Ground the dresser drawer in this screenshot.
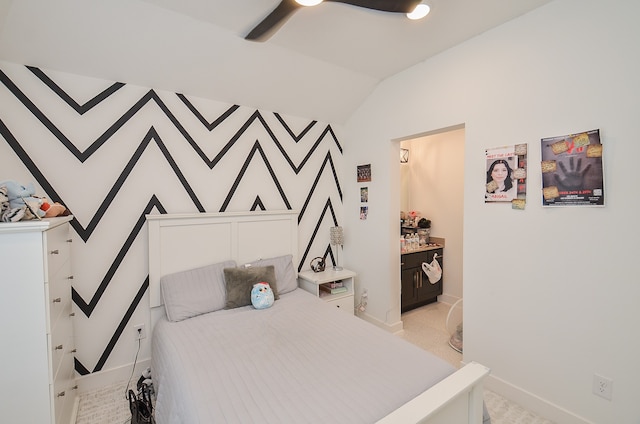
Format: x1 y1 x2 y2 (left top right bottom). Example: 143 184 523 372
44 223 71 279
50 301 74 380
326 294 354 314
52 348 76 424
47 261 72 328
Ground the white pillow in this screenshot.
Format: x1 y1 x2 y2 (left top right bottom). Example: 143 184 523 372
160 260 236 322
245 254 297 294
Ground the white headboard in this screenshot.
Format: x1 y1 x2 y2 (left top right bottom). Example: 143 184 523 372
147 211 298 309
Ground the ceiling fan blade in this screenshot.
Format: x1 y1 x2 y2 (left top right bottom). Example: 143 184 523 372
325 0 422 13
245 0 302 41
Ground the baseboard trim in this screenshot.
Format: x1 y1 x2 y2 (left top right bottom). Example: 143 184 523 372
75 358 151 393
356 311 403 333
483 372 594 424
437 293 459 306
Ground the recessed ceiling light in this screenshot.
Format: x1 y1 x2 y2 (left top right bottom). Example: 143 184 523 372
407 3 430 20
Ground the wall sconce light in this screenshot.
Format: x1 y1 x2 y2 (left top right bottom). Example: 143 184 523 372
400 148 409 163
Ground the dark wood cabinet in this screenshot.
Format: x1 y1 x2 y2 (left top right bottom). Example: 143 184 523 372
401 248 443 312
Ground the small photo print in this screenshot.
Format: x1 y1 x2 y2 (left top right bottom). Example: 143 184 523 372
357 164 371 182
360 187 368 202
360 206 368 220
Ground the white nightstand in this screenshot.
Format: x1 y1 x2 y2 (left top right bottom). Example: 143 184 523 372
298 268 356 314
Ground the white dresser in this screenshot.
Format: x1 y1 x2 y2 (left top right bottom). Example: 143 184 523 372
0 216 77 423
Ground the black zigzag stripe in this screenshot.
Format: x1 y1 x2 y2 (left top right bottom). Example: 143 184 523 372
253 112 334 174
2 70 342 176
72 196 166 318
92 275 149 373
72 127 204 242
176 101 340 174
0 118 203 242
298 197 338 272
74 358 90 376
26 66 125 115
177 93 240 131
251 196 266 211
274 112 317 142
75 275 150 375
0 118 67 206
290 125 341 175
298 151 342 224
220 140 291 212
1 71 206 165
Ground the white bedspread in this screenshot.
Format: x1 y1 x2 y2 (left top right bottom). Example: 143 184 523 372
151 289 456 424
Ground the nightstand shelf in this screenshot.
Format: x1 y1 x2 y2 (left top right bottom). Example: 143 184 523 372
298 268 356 314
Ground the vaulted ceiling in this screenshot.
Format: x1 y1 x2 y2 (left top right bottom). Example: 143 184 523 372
0 0 551 123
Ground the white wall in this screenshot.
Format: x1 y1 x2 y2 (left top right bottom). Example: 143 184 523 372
344 1 640 422
401 128 465 301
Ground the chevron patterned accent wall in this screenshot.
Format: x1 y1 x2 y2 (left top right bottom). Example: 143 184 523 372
0 62 345 376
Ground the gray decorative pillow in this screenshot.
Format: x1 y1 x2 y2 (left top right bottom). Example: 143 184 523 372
223 265 277 309
160 260 236 322
245 254 297 295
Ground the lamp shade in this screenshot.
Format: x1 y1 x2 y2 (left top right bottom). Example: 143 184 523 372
329 226 344 246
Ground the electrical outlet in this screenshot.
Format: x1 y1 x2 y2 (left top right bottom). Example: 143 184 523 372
134 324 146 341
593 374 613 400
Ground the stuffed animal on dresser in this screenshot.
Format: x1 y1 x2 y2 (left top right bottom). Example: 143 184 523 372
0 180 67 222
251 282 275 310
0 185 9 220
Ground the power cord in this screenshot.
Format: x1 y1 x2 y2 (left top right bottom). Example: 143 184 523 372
121 337 142 424
124 337 142 400
355 289 368 313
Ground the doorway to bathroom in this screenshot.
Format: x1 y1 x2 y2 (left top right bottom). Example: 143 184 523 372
398 124 465 306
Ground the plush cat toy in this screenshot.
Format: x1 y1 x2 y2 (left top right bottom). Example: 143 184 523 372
251 282 274 310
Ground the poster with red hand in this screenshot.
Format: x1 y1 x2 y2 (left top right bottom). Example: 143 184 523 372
540 129 604 207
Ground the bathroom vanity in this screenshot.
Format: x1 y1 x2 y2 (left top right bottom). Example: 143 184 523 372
401 238 443 312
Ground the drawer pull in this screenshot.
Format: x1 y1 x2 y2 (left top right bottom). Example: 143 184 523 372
72 385 78 390
54 344 63 351
69 312 75 317
50 249 59 255
66 239 73 243
52 297 62 303
57 391 65 398
71 349 77 353
68 275 74 280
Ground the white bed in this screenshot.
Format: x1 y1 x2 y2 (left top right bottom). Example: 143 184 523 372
147 211 490 424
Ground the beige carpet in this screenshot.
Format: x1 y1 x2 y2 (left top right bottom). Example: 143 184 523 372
75 379 132 424
76 302 554 424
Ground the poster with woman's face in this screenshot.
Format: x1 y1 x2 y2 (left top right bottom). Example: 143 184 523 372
485 146 518 202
